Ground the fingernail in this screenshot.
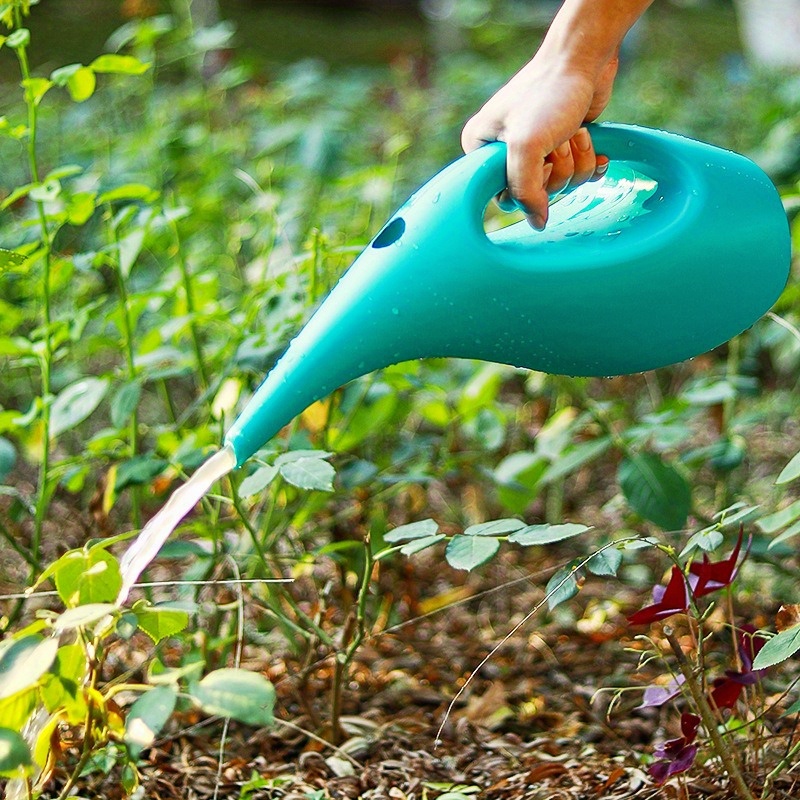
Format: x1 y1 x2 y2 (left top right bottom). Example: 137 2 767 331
595 158 609 177
530 213 546 231
575 127 592 152
555 141 571 159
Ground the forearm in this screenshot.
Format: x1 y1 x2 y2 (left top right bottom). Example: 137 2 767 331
538 0 654 77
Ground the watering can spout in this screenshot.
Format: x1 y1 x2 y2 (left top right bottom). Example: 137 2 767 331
224 123 791 466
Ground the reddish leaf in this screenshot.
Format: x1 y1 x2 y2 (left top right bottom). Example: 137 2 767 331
710 676 745 709
689 526 750 598
628 566 689 625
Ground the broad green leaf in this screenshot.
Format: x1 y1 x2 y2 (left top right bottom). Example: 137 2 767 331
23 76 52 105
0 249 26 270
770 519 800 549
110 381 142 429
399 534 445 556
385 519 439 543
777 450 800 485
66 191 97 225
238 464 279 498
124 686 177 759
541 437 611 486
274 449 333 465
758 499 800 534
509 523 590 546
682 379 736 406
753 625 800 671
0 689 37 731
0 728 32 777
545 567 580 610
50 377 109 438
40 643 86 715
445 535 500 571
586 547 623 577
190 668 275 726
0 435 15 481
66 66 96 102
618 453 691 531
28 177 60 202
279 457 335 492
54 549 122 607
464 518 525 537
0 636 59 699
114 455 168 492
134 605 189 644
785 696 800 716
97 183 157 205
6 28 30 48
91 54 151 75
53 603 117 633
680 526 724 556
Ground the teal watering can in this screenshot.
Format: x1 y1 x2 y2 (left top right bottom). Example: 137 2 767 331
225 123 791 466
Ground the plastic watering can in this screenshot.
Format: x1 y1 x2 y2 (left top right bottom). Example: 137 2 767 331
225 123 791 466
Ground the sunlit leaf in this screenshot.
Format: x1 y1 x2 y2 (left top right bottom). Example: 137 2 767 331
124 686 177 759
777 450 800 485
385 519 439 543
238 464 279 498
90 54 151 75
400 534 445 556
134 604 189 644
53 604 117 633
0 728 32 777
753 625 800 671
509 523 590 546
0 636 58 699
279 457 334 491
50 377 109 438
586 546 623 577
110 381 141 429
189 668 275 726
445 535 499 571
463 519 525 537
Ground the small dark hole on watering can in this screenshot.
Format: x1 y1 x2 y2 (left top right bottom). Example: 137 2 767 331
372 217 405 248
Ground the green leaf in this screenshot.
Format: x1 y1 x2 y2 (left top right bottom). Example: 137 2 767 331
385 519 439 543
124 686 177 759
190 668 275 726
98 183 157 205
6 28 30 49
279 457 335 491
463 518 525 537
586 547 623 577
274 449 333 465
769 519 800 550
758 499 800 534
680 526 724 556
66 191 97 225
90 54 151 75
66 66 96 102
0 436 15 481
0 636 59 699
40 644 87 717
0 728 32 778
238 464 279 498
28 177 60 202
752 625 800 671
50 377 109 438
508 522 590 547
545 567 580 610
777 450 800 485
785 696 800 716
53 603 117 633
110 381 142 429
541 437 611 486
618 453 691 530
114 455 168 492
399 534 445 556
54 549 122 607
0 249 26 270
445 535 500 571
134 605 189 644
0 690 37 731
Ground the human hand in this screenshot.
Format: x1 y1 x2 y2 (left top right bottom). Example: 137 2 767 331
461 53 619 230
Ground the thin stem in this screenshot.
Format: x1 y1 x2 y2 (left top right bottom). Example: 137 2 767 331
15 12 52 574
665 628 755 800
109 218 142 529
170 219 209 390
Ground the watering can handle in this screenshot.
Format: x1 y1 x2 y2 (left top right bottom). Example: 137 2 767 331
458 122 688 225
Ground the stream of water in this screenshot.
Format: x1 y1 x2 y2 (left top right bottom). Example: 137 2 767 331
116 445 237 604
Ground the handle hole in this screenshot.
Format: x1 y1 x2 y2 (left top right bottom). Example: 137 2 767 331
372 216 406 248
483 202 526 235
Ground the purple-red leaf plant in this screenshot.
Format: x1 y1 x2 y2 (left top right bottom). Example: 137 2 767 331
626 527 762 784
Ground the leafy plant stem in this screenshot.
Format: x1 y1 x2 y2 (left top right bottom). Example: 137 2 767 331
330 535 373 745
14 10 53 575
761 737 800 800
109 216 142 529
664 627 754 800
171 219 209 390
